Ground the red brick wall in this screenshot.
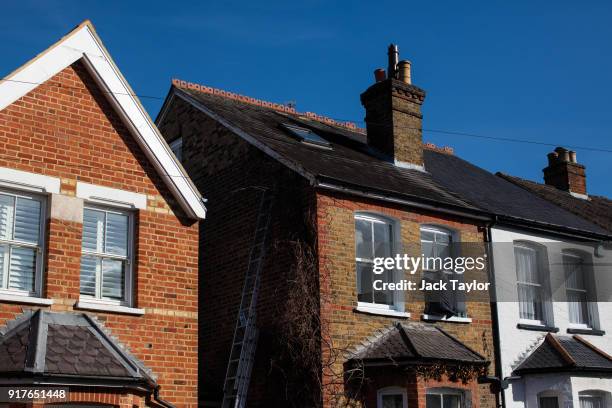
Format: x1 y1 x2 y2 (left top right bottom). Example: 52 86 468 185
0 61 199 406
316 190 497 408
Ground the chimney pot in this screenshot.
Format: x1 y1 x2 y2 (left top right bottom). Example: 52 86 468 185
388 44 399 80
374 68 386 83
547 152 558 166
398 60 412 84
569 150 577 163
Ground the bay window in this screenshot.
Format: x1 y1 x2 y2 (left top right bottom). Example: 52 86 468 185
80 206 133 304
426 388 464 408
0 189 44 296
377 387 407 408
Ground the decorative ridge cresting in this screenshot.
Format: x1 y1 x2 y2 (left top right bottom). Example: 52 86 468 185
172 78 363 132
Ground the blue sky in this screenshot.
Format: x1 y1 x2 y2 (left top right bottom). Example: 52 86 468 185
2 1 612 196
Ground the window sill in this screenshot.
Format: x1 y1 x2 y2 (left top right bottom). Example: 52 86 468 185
421 314 472 324
567 328 605 336
75 300 144 316
516 323 559 333
354 306 410 319
0 293 53 306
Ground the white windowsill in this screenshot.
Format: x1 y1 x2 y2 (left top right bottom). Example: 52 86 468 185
421 314 472 323
518 318 546 327
354 305 410 318
0 293 54 306
75 300 144 316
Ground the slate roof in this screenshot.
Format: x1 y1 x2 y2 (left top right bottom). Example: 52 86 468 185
348 322 487 366
172 87 611 238
513 333 612 375
498 173 612 233
0 310 156 387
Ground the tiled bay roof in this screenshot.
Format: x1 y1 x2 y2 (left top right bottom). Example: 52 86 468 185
0 310 156 387
348 322 487 366
513 333 612 375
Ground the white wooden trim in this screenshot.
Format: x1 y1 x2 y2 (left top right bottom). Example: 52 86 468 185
355 304 410 318
0 21 206 219
75 299 144 316
0 292 53 306
0 167 60 194
76 182 147 209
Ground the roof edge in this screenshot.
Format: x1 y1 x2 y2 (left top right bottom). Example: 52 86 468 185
0 20 206 220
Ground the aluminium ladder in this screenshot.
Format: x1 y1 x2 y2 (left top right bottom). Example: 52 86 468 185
221 190 274 408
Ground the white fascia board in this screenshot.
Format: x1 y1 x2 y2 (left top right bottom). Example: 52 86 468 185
0 21 206 220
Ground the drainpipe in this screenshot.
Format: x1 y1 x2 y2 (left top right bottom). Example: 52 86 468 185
485 216 506 408
153 385 176 408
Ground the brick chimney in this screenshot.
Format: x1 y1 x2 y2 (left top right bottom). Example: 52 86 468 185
543 147 587 196
360 44 426 170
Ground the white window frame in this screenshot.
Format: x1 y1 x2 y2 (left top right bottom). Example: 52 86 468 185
514 242 548 326
563 251 596 329
426 387 465 408
420 225 468 318
79 204 134 307
354 213 406 316
0 187 46 298
579 391 607 408
377 386 408 408
169 137 183 162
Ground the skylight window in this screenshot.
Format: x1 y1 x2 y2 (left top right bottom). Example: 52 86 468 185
282 124 331 148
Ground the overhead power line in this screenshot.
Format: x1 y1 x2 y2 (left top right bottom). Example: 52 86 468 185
2 76 612 154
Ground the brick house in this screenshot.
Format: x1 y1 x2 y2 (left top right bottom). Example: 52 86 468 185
0 21 206 407
157 46 501 408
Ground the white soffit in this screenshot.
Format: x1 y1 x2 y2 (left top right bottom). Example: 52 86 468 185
0 20 206 219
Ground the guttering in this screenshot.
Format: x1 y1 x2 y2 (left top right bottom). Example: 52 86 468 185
315 179 491 222
495 215 612 242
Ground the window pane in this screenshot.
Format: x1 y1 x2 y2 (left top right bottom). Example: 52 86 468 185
374 268 394 305
580 396 603 408
568 290 589 325
443 395 461 408
357 261 373 303
101 258 125 300
0 245 6 288
426 394 441 408
8 246 36 292
79 256 98 296
83 209 105 253
382 394 404 408
105 212 128 256
540 396 559 408
515 246 539 284
14 197 41 244
564 255 585 290
355 219 372 259
373 222 392 258
421 229 435 243
422 240 434 260
0 194 15 240
518 283 542 321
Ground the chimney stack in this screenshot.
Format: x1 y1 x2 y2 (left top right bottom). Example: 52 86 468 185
543 147 587 196
361 44 426 169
